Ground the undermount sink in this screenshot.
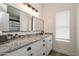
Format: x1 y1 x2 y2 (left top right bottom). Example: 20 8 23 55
0 35 8 44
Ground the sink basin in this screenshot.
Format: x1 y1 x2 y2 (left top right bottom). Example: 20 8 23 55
0 35 8 44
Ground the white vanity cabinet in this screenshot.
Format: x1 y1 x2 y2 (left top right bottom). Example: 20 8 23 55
30 40 43 56
27 35 53 56
29 35 52 56
4 35 52 56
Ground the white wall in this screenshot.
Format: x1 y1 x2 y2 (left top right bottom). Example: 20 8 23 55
31 3 43 19
42 3 76 55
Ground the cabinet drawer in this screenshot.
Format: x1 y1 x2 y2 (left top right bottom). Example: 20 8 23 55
31 40 43 52
5 46 31 56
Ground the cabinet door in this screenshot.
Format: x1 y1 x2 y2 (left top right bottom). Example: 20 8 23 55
5 35 52 56
30 40 43 56
5 45 33 56
46 35 52 55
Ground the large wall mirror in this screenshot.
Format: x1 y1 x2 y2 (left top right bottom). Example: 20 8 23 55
7 4 32 32
7 5 20 32
0 4 44 32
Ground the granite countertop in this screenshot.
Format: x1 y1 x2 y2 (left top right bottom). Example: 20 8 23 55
0 34 51 55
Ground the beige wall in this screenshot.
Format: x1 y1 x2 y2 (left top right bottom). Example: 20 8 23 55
42 3 76 55
31 3 43 19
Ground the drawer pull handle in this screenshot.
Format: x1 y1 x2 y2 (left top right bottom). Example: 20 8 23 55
43 53 45 55
27 47 31 51
43 44 45 46
30 53 32 56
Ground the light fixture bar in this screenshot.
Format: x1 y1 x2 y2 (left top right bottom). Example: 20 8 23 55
23 3 38 12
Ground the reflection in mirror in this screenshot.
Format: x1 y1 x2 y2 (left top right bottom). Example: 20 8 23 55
6 4 44 32
7 5 20 32
33 17 44 32
20 11 32 32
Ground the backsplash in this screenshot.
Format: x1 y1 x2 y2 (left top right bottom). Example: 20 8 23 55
2 31 42 36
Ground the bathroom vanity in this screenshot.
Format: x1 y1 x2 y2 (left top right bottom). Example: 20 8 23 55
0 4 53 56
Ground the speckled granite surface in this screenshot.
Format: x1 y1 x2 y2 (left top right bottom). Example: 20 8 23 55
0 34 50 55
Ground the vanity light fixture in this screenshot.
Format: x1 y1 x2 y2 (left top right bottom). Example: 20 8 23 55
23 3 38 12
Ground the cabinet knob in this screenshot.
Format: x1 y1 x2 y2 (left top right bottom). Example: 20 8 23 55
43 53 45 55
43 40 45 42
30 53 33 56
27 47 31 51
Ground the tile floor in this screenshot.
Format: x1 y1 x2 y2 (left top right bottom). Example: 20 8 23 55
49 50 68 56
